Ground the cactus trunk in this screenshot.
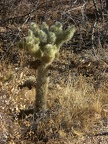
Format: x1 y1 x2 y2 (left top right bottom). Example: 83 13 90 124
35 63 49 112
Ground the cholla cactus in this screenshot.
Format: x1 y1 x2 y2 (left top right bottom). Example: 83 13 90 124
19 21 76 113
23 21 75 64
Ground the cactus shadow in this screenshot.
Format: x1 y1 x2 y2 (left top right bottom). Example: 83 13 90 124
17 108 34 119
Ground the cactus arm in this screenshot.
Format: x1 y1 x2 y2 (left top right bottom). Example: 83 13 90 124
56 25 76 48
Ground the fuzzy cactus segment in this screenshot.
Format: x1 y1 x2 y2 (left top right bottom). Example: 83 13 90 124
47 32 56 44
30 22 39 36
42 44 57 64
50 22 62 36
38 30 47 43
41 22 49 33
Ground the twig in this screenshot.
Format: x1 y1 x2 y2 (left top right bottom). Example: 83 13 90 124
81 0 88 23
92 0 101 20
94 132 108 136
91 21 98 59
106 0 108 10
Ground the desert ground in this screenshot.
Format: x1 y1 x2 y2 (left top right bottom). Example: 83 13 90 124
0 0 108 143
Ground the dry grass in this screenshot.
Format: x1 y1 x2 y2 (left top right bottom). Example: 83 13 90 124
0 59 108 143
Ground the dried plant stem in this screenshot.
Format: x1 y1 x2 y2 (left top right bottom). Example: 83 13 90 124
35 63 49 113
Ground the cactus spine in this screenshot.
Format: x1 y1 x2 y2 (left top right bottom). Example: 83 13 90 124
20 21 76 113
